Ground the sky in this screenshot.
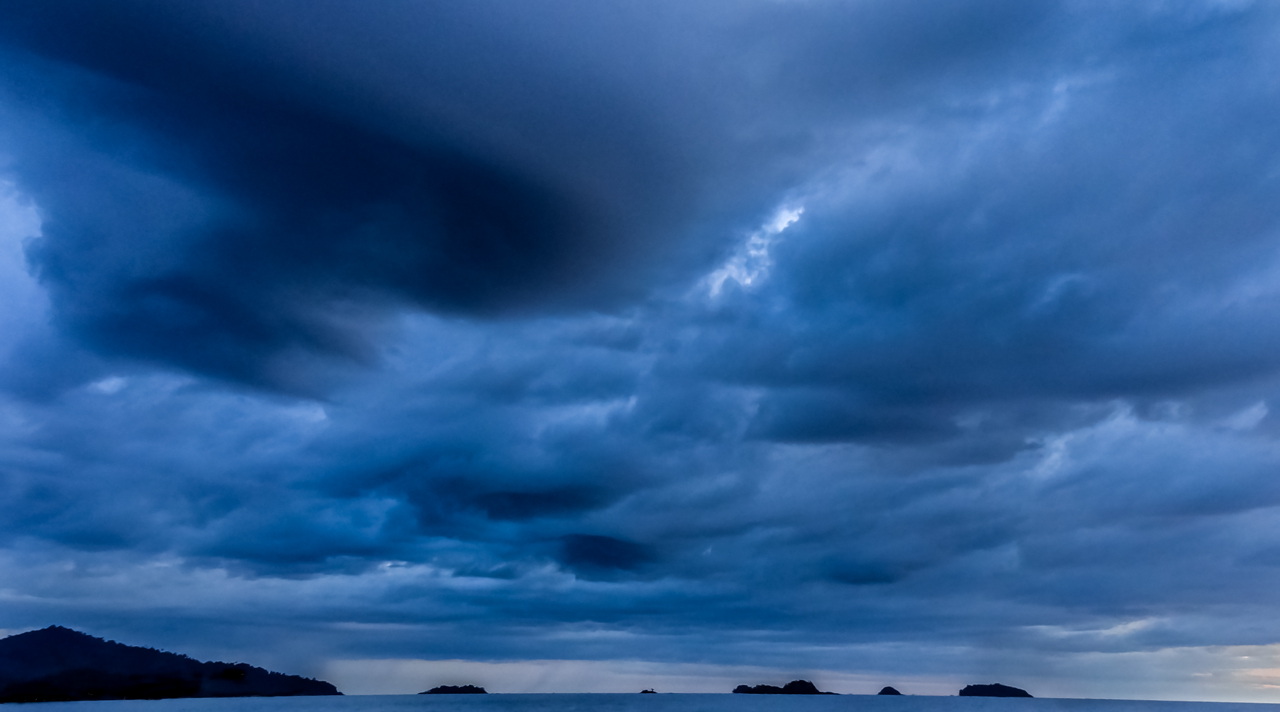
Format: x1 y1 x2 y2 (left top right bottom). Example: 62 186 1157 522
2 0 1280 702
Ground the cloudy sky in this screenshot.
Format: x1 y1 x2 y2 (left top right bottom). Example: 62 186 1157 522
2 0 1280 701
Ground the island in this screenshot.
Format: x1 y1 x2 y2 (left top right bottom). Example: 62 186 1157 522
878 686 902 695
733 680 837 695
0 625 340 703
959 683 1032 698
420 685 487 694
640 689 657 693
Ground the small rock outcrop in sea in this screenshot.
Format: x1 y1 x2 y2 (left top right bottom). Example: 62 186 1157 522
640 689 657 693
0 626 340 703
732 680 837 695
878 686 902 695
420 685 487 694
958 683 1032 698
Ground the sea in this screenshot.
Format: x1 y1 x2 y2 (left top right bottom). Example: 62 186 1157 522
14 697 1280 712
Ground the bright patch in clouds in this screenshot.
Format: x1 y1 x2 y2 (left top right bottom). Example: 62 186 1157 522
706 206 803 297
0 182 45 350
88 376 127 395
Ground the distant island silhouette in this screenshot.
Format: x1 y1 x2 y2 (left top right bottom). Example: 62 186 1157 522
0 626 340 703
640 688 657 693
959 683 1032 698
420 685 487 694
733 680 837 695
878 686 902 695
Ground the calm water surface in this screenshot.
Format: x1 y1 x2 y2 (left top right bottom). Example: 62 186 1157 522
16 696 1280 712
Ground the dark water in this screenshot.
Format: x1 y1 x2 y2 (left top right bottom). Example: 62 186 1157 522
18 696 1280 712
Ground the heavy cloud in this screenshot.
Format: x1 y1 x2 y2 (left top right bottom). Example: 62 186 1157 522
2 0 1280 701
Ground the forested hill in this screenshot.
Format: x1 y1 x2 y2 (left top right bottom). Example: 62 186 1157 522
0 626 340 703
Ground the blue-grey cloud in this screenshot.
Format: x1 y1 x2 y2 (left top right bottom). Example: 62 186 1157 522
2 0 1280 702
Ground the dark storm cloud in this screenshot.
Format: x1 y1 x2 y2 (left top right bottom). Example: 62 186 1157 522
0 0 694 388
4 0 1280 700
0 0 1072 391
558 534 655 574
